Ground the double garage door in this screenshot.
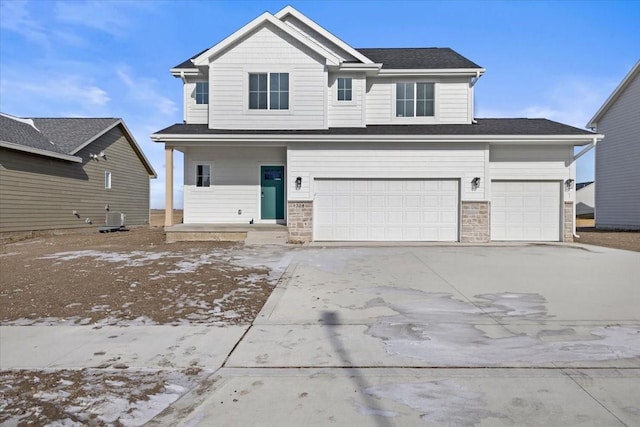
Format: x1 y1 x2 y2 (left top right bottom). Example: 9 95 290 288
491 181 561 241
314 179 563 242
314 179 459 241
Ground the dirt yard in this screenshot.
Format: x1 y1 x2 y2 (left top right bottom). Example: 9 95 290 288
0 225 292 425
0 227 279 326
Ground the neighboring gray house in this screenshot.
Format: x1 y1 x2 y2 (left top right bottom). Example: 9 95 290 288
0 113 157 233
576 181 595 217
152 6 601 243
587 61 640 230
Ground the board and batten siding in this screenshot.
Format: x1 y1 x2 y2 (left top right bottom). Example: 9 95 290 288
0 127 151 232
208 24 326 130
183 146 286 223
184 77 208 124
287 142 486 202
366 76 472 125
489 145 575 202
327 73 366 128
595 70 640 229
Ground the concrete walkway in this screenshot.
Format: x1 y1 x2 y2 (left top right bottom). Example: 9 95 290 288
156 244 640 426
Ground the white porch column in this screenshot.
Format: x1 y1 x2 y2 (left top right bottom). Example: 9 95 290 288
165 146 174 227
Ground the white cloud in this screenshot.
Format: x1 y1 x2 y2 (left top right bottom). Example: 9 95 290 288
54 0 156 38
0 0 49 46
116 66 178 116
477 75 617 129
1 72 110 114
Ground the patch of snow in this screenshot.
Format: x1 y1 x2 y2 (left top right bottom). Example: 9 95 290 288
365 288 640 366
363 380 498 424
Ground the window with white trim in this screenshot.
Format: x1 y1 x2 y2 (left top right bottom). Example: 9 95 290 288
249 73 289 110
337 77 352 101
195 82 209 104
105 171 112 189
396 82 434 117
196 164 211 187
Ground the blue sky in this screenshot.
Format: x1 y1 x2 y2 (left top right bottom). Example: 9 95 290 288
1 0 638 208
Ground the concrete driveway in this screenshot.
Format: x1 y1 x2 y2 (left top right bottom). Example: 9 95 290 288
157 244 640 426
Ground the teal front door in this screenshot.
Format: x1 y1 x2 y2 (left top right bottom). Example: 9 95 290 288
261 166 285 220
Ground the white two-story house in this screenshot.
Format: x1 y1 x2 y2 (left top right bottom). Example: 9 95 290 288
152 6 601 243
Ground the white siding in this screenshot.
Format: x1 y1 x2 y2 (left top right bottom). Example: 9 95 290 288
595 71 640 229
489 145 575 202
209 24 326 130
183 147 286 223
365 76 472 125
287 142 486 202
327 73 365 127
366 78 393 124
184 78 208 124
438 82 470 123
281 16 357 62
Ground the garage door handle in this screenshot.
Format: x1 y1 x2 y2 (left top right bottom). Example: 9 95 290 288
261 192 264 197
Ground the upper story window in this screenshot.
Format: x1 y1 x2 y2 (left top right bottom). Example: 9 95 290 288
396 82 434 117
196 164 211 187
249 73 289 110
337 77 352 101
195 82 209 105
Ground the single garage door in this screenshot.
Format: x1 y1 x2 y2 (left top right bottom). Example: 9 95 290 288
314 179 459 241
491 181 561 241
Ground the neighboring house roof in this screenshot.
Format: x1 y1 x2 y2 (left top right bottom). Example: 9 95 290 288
0 113 157 177
587 60 640 129
153 118 595 138
354 48 481 69
576 181 595 191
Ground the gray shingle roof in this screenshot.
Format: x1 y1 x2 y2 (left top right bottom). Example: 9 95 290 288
355 48 481 69
173 47 480 71
32 118 120 154
1 114 119 156
153 119 594 137
0 114 63 154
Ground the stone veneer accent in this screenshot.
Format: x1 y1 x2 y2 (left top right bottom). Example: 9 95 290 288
288 201 313 242
564 201 574 242
460 201 490 243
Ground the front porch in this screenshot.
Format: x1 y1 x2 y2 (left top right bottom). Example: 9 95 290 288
164 223 289 244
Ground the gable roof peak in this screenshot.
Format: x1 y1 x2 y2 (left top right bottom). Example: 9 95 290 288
586 60 640 129
191 10 341 68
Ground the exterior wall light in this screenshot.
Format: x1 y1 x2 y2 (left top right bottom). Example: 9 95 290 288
471 177 481 190
295 177 302 190
565 179 575 190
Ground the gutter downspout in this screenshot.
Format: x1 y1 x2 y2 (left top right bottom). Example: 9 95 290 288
573 137 600 239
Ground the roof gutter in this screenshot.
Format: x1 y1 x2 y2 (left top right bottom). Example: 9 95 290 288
378 68 485 77
573 136 600 161
151 133 600 145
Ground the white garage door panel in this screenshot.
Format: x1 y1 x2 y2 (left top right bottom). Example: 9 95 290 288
314 179 459 241
491 181 561 241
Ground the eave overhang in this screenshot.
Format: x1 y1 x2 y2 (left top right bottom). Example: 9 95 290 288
151 132 602 147
0 140 82 162
378 68 486 77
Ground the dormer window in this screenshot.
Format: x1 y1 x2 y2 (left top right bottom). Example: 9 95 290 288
249 73 289 110
195 82 209 104
396 82 434 117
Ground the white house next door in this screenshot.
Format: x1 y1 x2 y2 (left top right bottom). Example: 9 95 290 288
491 181 561 241
314 179 459 241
